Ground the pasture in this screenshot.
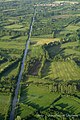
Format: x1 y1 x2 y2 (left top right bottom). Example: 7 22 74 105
4 24 29 32
0 93 11 120
18 77 61 119
42 60 80 81
65 25 80 31
54 95 80 114
0 41 25 49
5 24 23 29
21 84 60 108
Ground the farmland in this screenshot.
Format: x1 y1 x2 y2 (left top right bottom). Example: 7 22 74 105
0 0 33 119
0 93 11 119
16 0 80 119
42 61 80 81
0 0 80 120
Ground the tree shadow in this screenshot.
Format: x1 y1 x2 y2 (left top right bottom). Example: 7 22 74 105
0 113 4 120
41 61 51 77
19 86 28 104
55 103 68 109
44 43 61 59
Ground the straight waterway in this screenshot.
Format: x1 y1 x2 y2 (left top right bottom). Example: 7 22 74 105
9 12 35 120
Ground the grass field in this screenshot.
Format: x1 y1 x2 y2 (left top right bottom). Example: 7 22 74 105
61 41 79 48
29 45 45 59
18 103 36 119
64 48 80 56
0 93 11 119
18 77 61 118
59 23 80 38
0 41 25 49
27 85 60 108
54 95 80 114
15 36 28 42
5 24 23 29
26 76 51 84
33 34 53 38
42 60 80 81
0 36 13 41
61 41 80 58
4 22 29 31
65 25 80 31
0 36 26 59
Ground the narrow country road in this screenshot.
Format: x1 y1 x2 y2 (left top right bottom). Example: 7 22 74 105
9 11 35 120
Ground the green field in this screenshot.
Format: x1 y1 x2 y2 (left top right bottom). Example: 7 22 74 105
65 25 80 31
54 95 80 114
0 93 11 120
42 60 80 81
4 24 29 31
18 77 61 119
5 24 23 29
0 41 25 49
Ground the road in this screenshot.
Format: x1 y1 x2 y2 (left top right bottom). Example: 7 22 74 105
9 12 35 120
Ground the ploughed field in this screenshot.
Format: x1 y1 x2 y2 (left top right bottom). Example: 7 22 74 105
0 0 80 120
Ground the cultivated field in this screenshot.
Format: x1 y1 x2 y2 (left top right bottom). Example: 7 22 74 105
42 61 80 81
0 93 11 120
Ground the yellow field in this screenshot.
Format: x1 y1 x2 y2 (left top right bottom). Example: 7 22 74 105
31 37 60 45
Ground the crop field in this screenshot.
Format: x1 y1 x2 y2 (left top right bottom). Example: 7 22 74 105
31 37 60 45
0 41 25 49
42 61 80 81
5 24 23 29
54 95 80 114
20 84 60 108
0 93 11 120
65 25 80 31
4 24 29 32
17 77 61 119
61 41 79 48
